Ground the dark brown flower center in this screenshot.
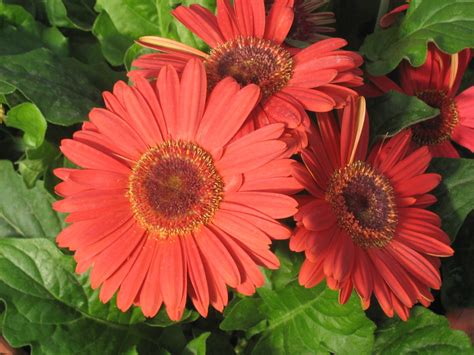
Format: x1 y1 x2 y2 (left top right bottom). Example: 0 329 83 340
205 36 294 98
326 161 398 248
412 90 459 146
128 140 223 238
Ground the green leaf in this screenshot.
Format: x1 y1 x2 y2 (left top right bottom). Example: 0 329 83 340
93 0 215 66
0 48 102 125
18 140 62 188
0 160 65 239
182 332 211 355
220 298 266 334
92 11 132 66
5 103 47 149
41 26 69 57
373 307 473 354
367 91 439 142
222 282 375 354
42 0 96 31
0 238 167 354
429 158 474 240
266 241 303 291
360 0 474 75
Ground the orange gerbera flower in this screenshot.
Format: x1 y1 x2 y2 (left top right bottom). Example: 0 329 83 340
360 44 473 158
53 59 301 321
130 0 362 150
291 96 453 320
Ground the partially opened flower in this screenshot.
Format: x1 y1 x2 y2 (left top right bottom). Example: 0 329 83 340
291 96 453 320
265 0 336 43
359 44 473 158
130 0 363 150
379 0 411 28
53 59 301 321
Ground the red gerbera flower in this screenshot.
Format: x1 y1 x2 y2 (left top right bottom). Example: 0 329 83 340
379 1 411 28
291 96 453 320
360 44 474 158
130 0 363 150
53 59 301 321
265 0 336 43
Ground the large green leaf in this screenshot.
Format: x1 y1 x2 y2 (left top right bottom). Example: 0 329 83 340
93 0 215 66
361 0 474 75
373 307 473 354
0 160 64 239
0 238 154 354
367 91 439 143
221 282 375 354
429 158 474 240
0 48 102 125
0 238 195 354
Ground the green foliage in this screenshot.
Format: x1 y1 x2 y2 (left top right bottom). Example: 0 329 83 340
0 238 196 354
222 282 376 354
367 91 439 142
429 158 474 240
361 0 474 75
183 332 211 355
0 160 64 239
93 0 216 66
373 307 473 354
5 103 47 149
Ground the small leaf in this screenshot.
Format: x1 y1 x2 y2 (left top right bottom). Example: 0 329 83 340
0 160 64 239
5 103 47 149
182 332 211 355
373 307 473 354
367 91 439 143
429 158 474 240
222 282 375 354
361 0 474 75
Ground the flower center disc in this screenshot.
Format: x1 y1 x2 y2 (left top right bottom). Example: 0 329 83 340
205 36 294 98
412 90 459 146
326 161 398 248
128 140 224 238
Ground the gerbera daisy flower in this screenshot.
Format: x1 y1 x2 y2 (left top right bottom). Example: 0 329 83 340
53 59 301 321
264 0 336 43
129 0 363 150
359 44 473 158
290 96 453 320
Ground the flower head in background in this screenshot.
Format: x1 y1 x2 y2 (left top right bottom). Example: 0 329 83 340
379 0 411 28
359 44 473 158
265 0 336 43
291 96 453 320
130 0 363 151
53 59 301 321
